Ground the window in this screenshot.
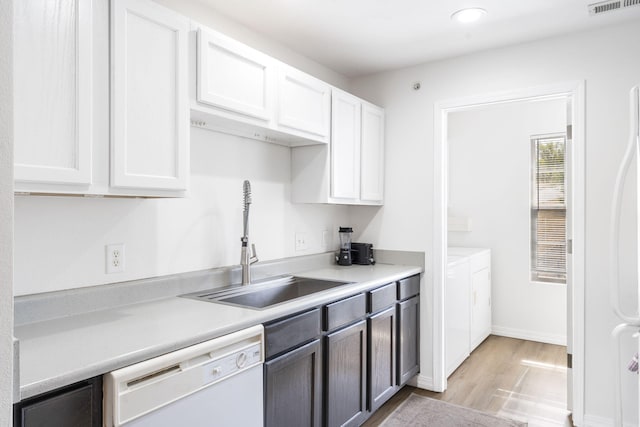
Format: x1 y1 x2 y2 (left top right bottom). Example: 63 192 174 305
531 135 566 284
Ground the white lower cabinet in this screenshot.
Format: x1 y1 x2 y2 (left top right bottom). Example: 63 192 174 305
470 260 492 349
291 89 385 205
446 258 471 377
446 247 492 377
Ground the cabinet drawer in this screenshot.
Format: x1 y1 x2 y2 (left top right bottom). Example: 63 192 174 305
397 275 420 300
324 293 366 331
368 283 396 313
265 308 321 359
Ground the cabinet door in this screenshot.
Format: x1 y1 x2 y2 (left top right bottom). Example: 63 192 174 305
368 306 397 413
360 103 385 203
265 339 322 427
445 261 470 377
276 65 331 143
14 0 92 186
330 89 361 201
14 377 102 427
197 28 274 121
470 267 492 350
397 295 420 386
325 320 367 427
111 0 189 191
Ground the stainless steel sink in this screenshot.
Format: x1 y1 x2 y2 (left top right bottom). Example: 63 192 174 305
181 275 352 310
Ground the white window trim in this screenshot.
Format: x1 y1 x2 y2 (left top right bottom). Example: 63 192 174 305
530 133 567 285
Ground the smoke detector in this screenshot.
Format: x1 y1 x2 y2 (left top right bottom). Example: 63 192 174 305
589 0 640 15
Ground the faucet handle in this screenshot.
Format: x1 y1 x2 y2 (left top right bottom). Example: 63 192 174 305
250 243 259 264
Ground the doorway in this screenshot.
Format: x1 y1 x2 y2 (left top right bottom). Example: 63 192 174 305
432 82 585 424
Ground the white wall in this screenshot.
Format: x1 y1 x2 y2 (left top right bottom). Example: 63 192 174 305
349 21 640 423
448 99 567 345
14 128 349 295
0 0 13 424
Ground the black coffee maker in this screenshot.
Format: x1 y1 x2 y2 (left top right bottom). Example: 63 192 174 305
337 227 353 266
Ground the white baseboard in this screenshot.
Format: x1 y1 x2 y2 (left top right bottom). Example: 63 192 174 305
582 414 610 427
492 325 567 346
583 413 638 427
410 374 435 391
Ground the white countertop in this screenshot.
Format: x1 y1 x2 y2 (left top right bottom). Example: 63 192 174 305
15 263 422 400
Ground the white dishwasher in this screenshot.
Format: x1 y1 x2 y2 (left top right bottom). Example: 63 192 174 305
104 325 264 427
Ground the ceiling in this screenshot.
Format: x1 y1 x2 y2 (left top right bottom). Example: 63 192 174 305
197 0 640 77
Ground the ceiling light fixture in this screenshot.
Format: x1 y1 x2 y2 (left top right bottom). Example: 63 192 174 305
451 8 487 23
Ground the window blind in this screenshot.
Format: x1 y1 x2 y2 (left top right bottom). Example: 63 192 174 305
531 136 566 284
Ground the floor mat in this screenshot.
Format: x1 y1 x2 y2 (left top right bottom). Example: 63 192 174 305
380 393 528 427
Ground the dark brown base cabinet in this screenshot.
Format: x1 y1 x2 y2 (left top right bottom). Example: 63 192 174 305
13 377 102 427
398 295 420 385
324 320 367 427
261 273 420 427
264 308 322 427
367 306 397 413
265 338 322 427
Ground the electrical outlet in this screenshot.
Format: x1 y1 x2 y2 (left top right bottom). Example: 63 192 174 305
106 244 125 274
295 232 308 251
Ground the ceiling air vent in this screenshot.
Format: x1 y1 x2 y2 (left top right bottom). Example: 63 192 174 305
589 0 640 14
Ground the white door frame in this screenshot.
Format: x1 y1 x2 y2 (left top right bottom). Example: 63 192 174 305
432 81 585 425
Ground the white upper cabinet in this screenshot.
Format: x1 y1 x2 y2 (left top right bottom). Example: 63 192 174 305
276 64 331 144
14 1 379 197
291 89 385 206
331 90 361 200
196 27 274 122
111 0 189 191
15 0 189 196
191 24 331 147
360 103 385 203
14 0 93 187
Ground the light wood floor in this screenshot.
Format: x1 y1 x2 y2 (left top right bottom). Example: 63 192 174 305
364 335 572 427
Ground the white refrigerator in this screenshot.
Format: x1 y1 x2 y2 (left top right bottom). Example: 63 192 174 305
611 85 640 427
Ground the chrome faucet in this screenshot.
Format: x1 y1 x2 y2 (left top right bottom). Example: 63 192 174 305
241 180 258 285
